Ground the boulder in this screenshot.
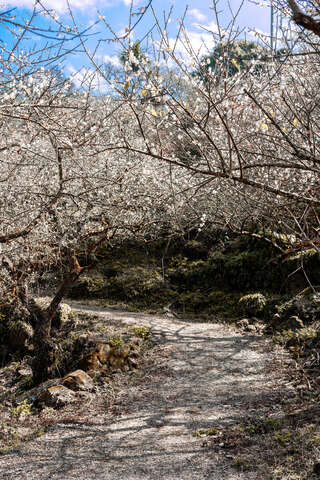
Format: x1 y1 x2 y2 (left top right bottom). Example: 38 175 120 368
62 369 94 391
236 318 250 329
238 293 266 317
7 320 33 347
38 385 76 408
16 378 62 404
96 343 111 363
272 289 320 330
80 342 135 375
35 299 71 329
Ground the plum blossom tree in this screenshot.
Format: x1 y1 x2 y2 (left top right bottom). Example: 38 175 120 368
80 1 320 259
0 3 185 383
3 0 320 383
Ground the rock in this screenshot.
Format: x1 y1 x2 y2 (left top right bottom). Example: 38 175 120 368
108 345 131 371
38 385 76 408
80 341 138 376
238 293 266 316
62 369 94 391
96 344 112 363
7 320 33 347
236 318 250 329
81 351 102 377
35 299 71 329
16 378 62 404
246 324 257 333
16 365 33 378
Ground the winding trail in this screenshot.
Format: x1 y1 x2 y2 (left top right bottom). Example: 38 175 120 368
0 303 288 479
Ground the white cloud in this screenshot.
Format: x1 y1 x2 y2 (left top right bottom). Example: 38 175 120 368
66 64 111 92
165 27 216 68
169 21 221 59
188 8 207 23
102 54 121 67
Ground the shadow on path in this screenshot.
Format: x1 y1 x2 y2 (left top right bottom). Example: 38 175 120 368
0 304 285 480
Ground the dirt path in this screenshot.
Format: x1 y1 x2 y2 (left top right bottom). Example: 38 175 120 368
0 304 288 479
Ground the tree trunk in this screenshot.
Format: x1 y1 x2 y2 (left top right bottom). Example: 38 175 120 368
32 309 56 385
16 253 97 385
31 265 83 384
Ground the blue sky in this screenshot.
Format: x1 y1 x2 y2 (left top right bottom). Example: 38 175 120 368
0 0 274 85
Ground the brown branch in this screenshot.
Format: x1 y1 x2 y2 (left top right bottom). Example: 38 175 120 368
0 227 31 243
118 144 320 206
288 0 320 37
0 191 62 244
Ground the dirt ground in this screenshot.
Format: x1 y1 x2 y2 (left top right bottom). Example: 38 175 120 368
0 303 307 479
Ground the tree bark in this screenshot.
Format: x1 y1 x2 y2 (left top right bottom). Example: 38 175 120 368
287 0 320 38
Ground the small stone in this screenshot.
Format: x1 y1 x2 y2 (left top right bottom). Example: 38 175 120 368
246 324 257 333
236 318 249 329
128 358 138 369
16 366 33 377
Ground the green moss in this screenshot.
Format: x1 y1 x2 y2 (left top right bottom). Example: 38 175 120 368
10 400 32 419
70 274 106 299
67 234 320 317
193 427 220 437
273 430 292 445
232 456 252 471
238 293 266 316
108 334 124 347
130 325 151 339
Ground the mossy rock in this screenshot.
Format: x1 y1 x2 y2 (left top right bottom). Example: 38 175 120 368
7 320 33 348
273 288 320 328
238 293 266 317
69 274 106 299
107 266 167 303
35 299 72 329
207 291 241 318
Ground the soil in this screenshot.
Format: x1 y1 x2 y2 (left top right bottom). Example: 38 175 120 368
0 302 303 479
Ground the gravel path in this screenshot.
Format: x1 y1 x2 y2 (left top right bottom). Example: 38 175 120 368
0 304 286 479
